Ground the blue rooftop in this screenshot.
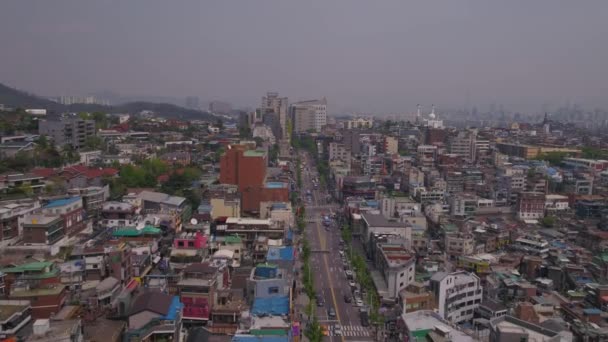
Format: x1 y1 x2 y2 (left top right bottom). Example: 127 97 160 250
266 246 295 261
583 308 602 315
161 296 183 321
266 182 287 189
44 197 81 209
232 337 289 342
251 296 289 316
271 203 288 210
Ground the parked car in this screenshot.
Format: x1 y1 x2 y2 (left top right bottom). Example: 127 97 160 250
349 280 356 288
344 295 352 303
355 298 364 307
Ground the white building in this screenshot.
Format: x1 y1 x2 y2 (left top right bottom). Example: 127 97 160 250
430 271 483 324
290 98 327 133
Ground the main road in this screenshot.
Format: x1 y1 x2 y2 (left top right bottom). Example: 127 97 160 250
299 151 374 341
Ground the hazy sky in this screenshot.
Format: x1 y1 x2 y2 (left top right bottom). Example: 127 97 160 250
1 1 607 114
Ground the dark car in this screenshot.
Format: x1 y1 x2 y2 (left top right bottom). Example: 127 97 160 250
343 295 352 303
328 307 336 318
316 295 325 307
360 311 370 327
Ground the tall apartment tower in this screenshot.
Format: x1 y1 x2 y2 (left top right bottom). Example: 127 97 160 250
261 92 288 139
38 118 96 150
290 97 327 133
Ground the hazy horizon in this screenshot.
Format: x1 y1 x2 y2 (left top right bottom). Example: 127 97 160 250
1 1 607 114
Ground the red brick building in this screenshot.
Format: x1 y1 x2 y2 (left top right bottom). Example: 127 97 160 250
219 146 267 193
241 183 289 214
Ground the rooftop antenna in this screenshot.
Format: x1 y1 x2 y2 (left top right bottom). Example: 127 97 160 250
417 104 421 117
431 104 435 116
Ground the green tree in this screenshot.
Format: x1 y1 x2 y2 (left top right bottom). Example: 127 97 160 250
304 316 324 342
84 136 104 151
541 216 556 227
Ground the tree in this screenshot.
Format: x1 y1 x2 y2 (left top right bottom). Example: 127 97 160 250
304 316 324 342
84 136 104 151
541 216 556 227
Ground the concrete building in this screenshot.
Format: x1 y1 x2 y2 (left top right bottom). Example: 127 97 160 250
430 271 483 324
290 98 327 133
40 197 86 237
261 92 288 139
177 262 229 323
0 300 31 338
38 118 96 150
373 240 416 301
361 213 412 249
22 214 65 245
0 199 41 246
489 315 572 342
416 145 437 168
518 192 546 220
101 202 139 228
384 136 399 155
444 232 475 258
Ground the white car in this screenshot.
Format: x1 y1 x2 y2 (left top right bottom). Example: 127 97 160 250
333 326 342 336
355 298 364 307
349 280 356 288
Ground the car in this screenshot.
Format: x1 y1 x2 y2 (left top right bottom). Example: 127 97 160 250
344 295 352 303
327 307 336 318
316 295 325 307
355 298 364 307
334 325 342 336
339 251 345 257
349 280 356 288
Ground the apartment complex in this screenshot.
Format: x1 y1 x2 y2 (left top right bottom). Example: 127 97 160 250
38 118 96 149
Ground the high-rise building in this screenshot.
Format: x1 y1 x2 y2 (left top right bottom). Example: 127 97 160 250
208 101 232 114
261 92 288 139
38 118 96 150
290 98 327 133
185 96 200 110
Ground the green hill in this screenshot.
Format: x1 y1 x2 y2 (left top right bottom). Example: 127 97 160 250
0 83 220 121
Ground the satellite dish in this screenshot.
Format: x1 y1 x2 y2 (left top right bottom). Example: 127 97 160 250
136 221 146 230
190 218 198 225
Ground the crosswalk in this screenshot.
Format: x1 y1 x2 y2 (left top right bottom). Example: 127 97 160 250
329 324 371 337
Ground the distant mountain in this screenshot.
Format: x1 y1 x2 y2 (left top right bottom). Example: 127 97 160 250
0 83 222 121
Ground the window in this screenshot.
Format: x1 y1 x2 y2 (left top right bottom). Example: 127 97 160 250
400 272 405 277
268 287 279 294
188 241 195 247
399 282 404 287
178 241 184 247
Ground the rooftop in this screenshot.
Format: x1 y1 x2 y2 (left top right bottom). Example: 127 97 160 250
265 182 288 189
43 197 81 209
243 150 266 157
362 213 405 228
0 302 30 322
23 214 61 226
112 225 161 237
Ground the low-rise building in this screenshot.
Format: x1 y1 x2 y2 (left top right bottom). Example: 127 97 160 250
430 271 483 324
0 299 31 338
125 291 183 342
489 315 572 342
22 214 65 246
0 199 41 246
40 197 86 237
